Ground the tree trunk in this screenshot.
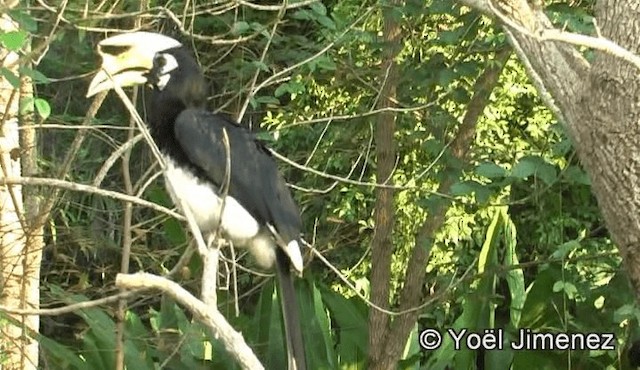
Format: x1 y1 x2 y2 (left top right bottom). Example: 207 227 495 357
0 12 41 370
367 1 402 367
457 0 640 297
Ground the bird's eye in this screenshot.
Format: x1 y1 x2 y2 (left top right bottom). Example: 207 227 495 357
154 53 179 76
153 54 166 68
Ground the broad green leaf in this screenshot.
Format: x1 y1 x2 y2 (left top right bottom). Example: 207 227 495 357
450 180 477 197
255 95 280 106
551 240 580 259
316 15 336 30
0 67 20 88
563 165 591 185
35 98 51 120
19 65 50 84
39 335 86 369
322 287 367 368
0 30 27 51
232 21 251 35
536 162 557 185
252 61 270 72
274 83 291 97
308 282 338 368
8 9 37 31
310 2 327 15
475 162 507 178
510 158 538 179
315 55 337 71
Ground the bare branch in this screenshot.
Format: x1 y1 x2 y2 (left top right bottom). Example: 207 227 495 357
116 273 264 370
93 134 144 187
0 176 183 219
236 0 319 11
487 0 640 70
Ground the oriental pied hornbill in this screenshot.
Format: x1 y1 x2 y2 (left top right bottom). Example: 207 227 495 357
86 32 306 370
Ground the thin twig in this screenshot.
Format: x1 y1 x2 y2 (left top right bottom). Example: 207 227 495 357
247 8 375 102
237 3 287 121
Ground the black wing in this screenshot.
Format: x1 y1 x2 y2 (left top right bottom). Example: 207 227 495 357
173 108 302 242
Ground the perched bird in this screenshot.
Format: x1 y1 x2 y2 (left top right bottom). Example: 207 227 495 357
87 32 306 370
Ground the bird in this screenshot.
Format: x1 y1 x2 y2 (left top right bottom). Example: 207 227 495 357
86 31 306 370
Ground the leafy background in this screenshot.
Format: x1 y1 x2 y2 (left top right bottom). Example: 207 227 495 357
0 0 636 369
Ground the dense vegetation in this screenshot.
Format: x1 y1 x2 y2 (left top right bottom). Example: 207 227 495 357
1 0 636 369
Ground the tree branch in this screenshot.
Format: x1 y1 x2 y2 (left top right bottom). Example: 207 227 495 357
116 273 264 370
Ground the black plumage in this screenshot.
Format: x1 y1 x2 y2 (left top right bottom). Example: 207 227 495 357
87 32 306 370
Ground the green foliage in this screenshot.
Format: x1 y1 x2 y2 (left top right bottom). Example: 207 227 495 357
39 279 371 369
11 0 628 368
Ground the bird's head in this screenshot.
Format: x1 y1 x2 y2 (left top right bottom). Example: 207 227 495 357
86 32 206 106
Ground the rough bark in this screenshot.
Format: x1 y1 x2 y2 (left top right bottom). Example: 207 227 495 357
456 0 640 298
576 0 640 299
0 12 40 370
367 1 402 366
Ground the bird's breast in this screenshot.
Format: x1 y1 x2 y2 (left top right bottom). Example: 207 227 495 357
163 156 261 244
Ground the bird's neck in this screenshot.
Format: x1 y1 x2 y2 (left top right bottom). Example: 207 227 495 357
146 72 207 161
147 93 184 150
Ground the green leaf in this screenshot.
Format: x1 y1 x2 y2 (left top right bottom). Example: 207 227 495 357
552 281 564 293
0 30 27 51
479 207 502 273
551 240 580 259
39 335 86 369
315 55 336 71
430 0 460 14
274 84 289 98
563 165 591 185
475 162 507 178
316 15 336 30
518 266 564 329
450 180 493 203
310 2 327 15
19 66 50 84
437 69 456 86
307 282 338 368
439 29 464 44
0 67 20 88
292 9 313 21
35 98 51 120
252 61 270 72
232 21 251 35
8 10 37 31
553 281 577 298
510 158 538 179
503 212 525 328
450 181 475 197
254 95 280 106
613 304 636 323
321 287 367 367
536 162 557 185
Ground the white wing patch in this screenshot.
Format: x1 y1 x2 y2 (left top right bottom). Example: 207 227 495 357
164 157 260 243
163 156 302 272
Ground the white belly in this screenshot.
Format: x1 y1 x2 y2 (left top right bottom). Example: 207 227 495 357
163 157 260 244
